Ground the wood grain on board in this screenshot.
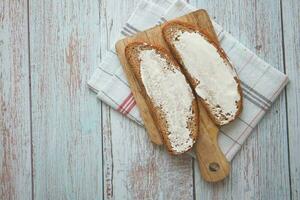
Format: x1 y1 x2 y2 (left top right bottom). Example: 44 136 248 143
192 0 291 199
282 0 300 199
29 0 103 199
0 1 32 199
115 9 231 183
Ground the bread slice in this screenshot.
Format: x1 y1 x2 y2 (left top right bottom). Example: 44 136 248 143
125 42 198 154
162 21 243 126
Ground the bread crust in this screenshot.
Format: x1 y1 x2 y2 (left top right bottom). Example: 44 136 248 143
125 41 199 154
162 21 243 126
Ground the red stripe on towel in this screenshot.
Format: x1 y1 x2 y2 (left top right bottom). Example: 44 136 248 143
123 99 137 115
117 93 133 112
120 95 134 114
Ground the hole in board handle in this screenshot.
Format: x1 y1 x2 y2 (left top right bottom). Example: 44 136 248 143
209 162 220 172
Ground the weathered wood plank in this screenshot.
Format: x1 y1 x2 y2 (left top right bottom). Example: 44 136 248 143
193 0 290 199
282 0 300 199
102 107 194 200
0 1 32 200
29 0 103 199
100 0 194 199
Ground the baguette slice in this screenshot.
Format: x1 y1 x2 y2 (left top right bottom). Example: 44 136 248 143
162 21 243 126
125 42 198 154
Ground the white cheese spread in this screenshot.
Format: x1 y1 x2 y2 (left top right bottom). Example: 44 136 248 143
139 49 195 153
172 31 240 124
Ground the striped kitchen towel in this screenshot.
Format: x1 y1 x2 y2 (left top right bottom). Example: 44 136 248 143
88 0 288 161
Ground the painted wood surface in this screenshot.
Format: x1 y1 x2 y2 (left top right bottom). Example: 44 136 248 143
0 1 32 199
282 0 300 199
101 0 194 199
0 0 299 199
29 0 103 199
192 0 291 199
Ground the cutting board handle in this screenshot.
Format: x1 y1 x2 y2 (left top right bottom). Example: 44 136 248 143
194 100 230 182
195 130 230 182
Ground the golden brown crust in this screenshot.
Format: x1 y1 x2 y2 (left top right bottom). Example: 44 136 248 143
125 41 199 154
162 21 243 126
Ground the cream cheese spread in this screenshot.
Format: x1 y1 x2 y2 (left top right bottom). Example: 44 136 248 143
139 49 195 153
172 31 240 124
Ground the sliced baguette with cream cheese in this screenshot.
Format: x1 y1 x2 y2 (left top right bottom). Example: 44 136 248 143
162 21 243 126
125 42 198 154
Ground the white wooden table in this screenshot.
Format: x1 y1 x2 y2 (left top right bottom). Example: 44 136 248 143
0 0 299 199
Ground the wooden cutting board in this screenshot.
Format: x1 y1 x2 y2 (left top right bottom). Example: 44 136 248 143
115 9 230 182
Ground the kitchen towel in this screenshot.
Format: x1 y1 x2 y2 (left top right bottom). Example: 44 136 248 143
88 0 288 161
